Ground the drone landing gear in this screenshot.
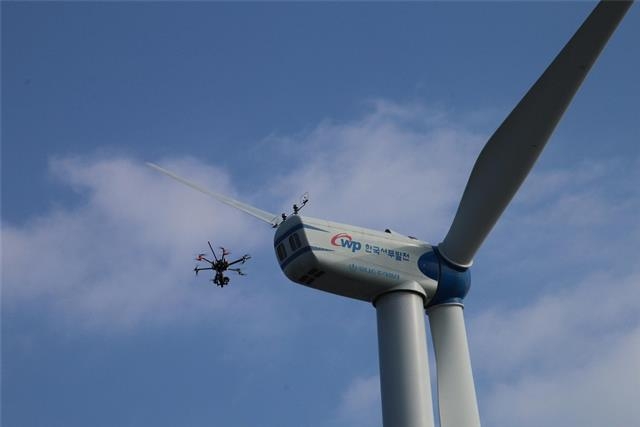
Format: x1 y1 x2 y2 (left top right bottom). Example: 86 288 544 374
213 274 230 287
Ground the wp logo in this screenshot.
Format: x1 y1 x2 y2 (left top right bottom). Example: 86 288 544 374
331 233 362 253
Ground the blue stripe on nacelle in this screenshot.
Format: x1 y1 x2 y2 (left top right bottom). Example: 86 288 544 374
274 222 328 247
279 245 333 269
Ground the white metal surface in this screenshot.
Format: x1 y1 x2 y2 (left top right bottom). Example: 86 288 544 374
146 162 279 226
428 304 480 427
438 0 633 268
274 215 438 303
376 290 434 427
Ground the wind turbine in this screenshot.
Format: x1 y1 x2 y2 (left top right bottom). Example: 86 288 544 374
148 1 632 426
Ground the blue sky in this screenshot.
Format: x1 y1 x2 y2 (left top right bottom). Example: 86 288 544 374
2 2 639 427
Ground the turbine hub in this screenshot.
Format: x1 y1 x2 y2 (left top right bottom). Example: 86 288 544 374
418 247 470 308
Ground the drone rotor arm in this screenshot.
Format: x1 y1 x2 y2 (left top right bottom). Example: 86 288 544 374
228 268 246 276
207 241 219 262
226 257 246 267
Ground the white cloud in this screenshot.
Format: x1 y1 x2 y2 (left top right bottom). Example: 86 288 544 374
482 326 640 427
265 99 484 240
471 271 640 380
3 100 638 427
2 156 279 331
2 101 486 332
469 269 640 426
466 154 640 427
333 375 382 427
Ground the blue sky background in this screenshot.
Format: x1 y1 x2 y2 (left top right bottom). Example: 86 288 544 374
2 2 639 427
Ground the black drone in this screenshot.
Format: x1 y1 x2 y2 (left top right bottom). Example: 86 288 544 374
194 242 251 287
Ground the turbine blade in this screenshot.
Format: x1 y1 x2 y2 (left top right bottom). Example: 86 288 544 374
439 0 632 267
146 162 279 226
377 291 435 427
428 304 480 427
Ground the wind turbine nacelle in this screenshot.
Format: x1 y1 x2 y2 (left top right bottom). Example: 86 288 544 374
273 215 439 303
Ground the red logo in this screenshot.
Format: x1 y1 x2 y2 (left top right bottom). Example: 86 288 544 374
331 233 361 252
331 233 352 246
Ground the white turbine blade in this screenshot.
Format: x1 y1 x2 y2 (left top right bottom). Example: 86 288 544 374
439 0 632 267
146 162 278 226
376 291 435 427
428 304 480 427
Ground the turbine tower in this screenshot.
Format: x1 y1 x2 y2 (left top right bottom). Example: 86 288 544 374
149 2 632 426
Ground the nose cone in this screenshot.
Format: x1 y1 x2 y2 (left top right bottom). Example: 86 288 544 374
418 248 471 307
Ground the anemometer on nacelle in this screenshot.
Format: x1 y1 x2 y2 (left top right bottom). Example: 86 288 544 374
276 192 309 225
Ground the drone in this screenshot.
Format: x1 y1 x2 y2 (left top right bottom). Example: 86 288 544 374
194 241 251 287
